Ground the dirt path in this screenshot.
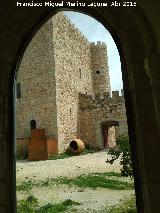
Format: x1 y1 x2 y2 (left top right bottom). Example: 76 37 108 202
16 151 121 182
16 151 135 212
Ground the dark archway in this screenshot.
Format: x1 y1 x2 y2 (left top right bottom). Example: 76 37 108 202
30 119 37 130
0 1 160 212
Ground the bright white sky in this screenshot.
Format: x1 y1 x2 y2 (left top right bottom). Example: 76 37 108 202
64 11 123 92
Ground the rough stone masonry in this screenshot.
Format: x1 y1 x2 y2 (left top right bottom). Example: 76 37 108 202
16 12 128 153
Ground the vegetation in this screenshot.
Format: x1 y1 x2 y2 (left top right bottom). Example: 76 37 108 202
17 172 133 192
106 195 136 213
17 196 80 213
17 195 38 213
17 194 136 213
37 199 80 213
48 149 76 160
17 180 34 192
92 171 121 177
17 171 135 212
54 174 133 190
48 144 97 160
106 135 133 178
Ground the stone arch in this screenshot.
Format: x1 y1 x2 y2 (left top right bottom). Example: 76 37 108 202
0 2 160 212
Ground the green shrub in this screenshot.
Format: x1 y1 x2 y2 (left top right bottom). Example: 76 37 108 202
106 135 133 178
17 195 38 213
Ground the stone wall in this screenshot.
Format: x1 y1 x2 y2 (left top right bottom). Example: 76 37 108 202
108 126 116 147
16 18 58 140
90 41 111 96
52 13 93 151
78 90 128 148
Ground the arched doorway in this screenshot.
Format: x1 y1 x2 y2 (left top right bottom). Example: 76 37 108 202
0 2 160 212
101 120 119 148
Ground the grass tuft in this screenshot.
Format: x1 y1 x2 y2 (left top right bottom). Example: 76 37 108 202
16 180 35 192
17 197 80 213
107 195 137 213
55 174 133 190
17 172 133 192
17 195 38 213
37 199 80 213
92 172 121 177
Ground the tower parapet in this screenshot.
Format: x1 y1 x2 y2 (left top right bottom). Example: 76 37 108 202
79 90 124 110
112 91 119 98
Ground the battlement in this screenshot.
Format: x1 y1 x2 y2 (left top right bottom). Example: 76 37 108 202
79 90 124 110
90 41 107 47
112 89 124 98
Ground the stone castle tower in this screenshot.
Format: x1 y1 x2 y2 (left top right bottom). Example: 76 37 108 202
16 12 128 153
90 41 111 96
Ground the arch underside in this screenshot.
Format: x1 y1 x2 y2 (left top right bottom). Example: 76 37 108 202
0 1 160 212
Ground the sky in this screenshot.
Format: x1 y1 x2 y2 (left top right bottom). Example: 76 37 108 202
64 11 123 92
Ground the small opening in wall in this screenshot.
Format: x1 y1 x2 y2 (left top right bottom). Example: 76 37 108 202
96 70 100 74
30 119 36 130
69 108 72 115
16 82 21 99
79 69 82 78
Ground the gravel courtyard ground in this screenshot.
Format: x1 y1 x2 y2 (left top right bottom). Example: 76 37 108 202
16 150 135 212
17 151 121 182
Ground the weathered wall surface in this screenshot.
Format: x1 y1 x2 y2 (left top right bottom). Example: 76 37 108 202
52 13 93 151
108 126 116 147
16 19 58 140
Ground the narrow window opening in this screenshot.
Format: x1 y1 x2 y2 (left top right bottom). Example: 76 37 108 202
30 119 36 130
96 70 100 74
16 83 21 99
79 69 82 78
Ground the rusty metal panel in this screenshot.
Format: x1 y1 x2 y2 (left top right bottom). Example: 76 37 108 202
28 129 48 161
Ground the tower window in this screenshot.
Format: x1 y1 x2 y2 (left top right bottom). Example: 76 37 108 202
79 69 82 78
96 70 100 74
16 83 21 99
